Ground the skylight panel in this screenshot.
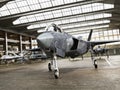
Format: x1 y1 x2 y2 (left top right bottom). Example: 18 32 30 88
64 0 77 4
41 1 52 8
20 18 28 23
85 15 94 20
61 19 70 24
52 10 62 17
39 0 50 3
104 4 114 9
29 4 41 10
43 12 53 19
71 6 82 14
81 4 92 13
92 3 102 11
62 8 72 16
9 8 19 14
28 24 41 29
40 23 47 27
6 3 17 9
103 20 110 23
38 13 45 20
19 6 30 12
0 10 10 16
13 19 21 25
66 25 109 33
113 29 118 34
26 15 36 22
35 16 42 21
13 2 114 25
69 18 77 23
103 13 112 17
77 0 84 1
62 20 110 30
0 5 7 11
16 0 28 7
51 0 64 6
77 17 85 21
26 0 39 5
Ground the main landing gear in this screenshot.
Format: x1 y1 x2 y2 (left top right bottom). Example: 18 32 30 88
91 51 98 69
93 59 98 69
48 54 59 79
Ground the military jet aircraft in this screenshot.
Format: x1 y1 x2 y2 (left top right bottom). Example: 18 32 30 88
36 23 119 79
93 45 109 58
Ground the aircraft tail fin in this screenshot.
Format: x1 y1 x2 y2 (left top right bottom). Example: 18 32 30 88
87 29 93 41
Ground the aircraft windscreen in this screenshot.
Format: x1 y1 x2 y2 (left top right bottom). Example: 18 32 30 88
46 23 62 33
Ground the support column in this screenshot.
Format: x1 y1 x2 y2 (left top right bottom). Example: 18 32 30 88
29 37 32 49
4 32 8 55
19 35 22 53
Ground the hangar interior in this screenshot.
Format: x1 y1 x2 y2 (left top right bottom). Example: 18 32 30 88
0 0 120 56
1 0 120 90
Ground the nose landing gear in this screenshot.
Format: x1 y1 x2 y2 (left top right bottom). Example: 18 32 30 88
48 54 59 79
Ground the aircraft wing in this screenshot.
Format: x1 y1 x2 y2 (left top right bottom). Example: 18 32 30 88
89 40 120 46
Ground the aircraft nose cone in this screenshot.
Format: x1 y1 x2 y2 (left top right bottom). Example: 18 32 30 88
37 33 54 48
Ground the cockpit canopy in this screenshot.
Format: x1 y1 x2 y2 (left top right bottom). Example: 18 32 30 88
46 23 63 33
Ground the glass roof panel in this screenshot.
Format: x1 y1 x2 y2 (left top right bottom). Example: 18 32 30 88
27 13 112 30
67 25 109 34
0 0 113 35
0 0 84 17
51 0 64 6
41 1 52 8
29 4 41 10
13 2 114 25
62 20 110 30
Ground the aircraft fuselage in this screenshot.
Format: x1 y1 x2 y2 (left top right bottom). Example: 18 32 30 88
37 31 89 58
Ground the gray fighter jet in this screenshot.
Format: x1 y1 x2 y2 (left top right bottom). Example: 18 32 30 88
93 45 109 58
37 23 119 79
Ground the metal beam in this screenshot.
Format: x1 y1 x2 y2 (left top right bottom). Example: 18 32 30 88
29 37 32 49
0 27 35 38
3 32 8 55
19 35 22 53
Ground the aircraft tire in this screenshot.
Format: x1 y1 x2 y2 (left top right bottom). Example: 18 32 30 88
94 60 98 69
54 69 59 79
48 63 52 71
94 64 98 68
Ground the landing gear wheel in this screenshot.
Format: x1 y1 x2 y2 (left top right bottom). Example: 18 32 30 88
54 69 59 79
48 63 52 71
94 60 98 69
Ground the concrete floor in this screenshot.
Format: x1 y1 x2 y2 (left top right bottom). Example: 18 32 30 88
0 55 120 90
